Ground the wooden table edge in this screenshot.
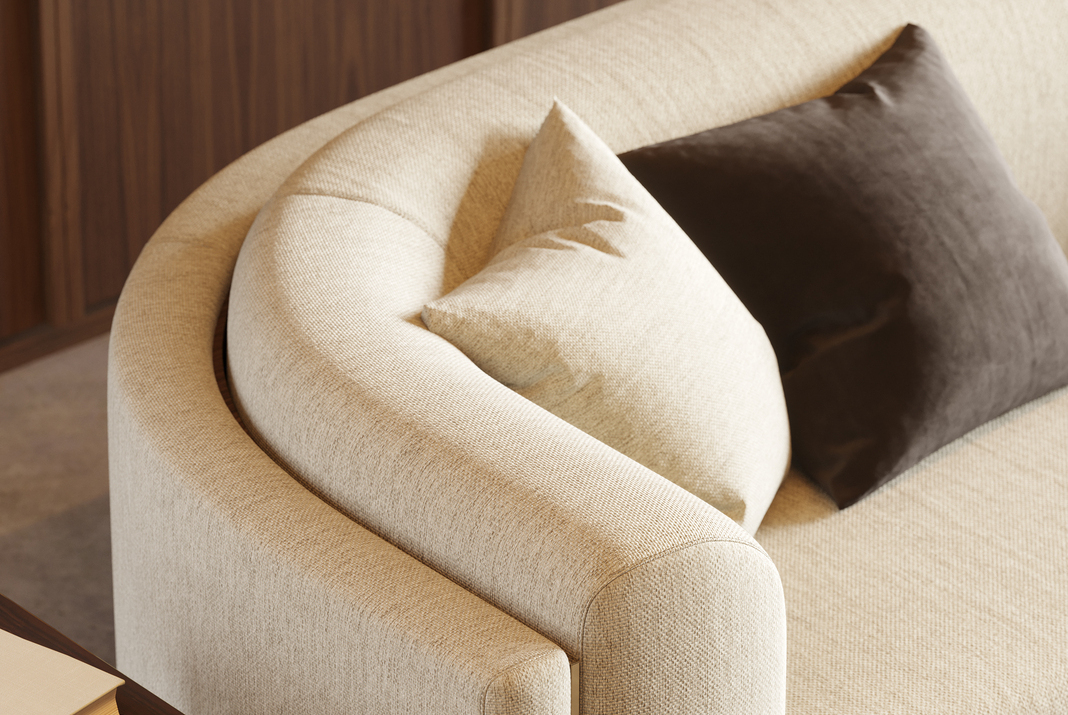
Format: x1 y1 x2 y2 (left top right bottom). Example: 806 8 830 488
0 593 185 715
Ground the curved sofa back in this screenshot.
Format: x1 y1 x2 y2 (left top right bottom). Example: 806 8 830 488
105 16 562 713
224 0 1067 713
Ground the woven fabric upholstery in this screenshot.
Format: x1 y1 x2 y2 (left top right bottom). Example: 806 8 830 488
108 29 586 715
422 101 790 534
228 0 1066 712
230 187 788 710
110 0 1068 713
757 385 1068 712
229 1 805 710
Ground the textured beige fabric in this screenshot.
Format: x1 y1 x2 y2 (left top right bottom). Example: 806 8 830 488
485 651 573 715
423 101 789 534
108 26 588 715
581 540 786 715
228 0 1066 712
110 0 1068 714
230 189 787 713
757 385 1068 714
110 381 571 715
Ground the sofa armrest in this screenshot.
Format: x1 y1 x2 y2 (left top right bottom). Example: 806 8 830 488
111 2 790 710
108 374 570 714
228 196 787 715
107 26 604 712
581 540 785 713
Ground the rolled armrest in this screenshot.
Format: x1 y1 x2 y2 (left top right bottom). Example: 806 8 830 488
228 192 788 714
115 2 791 711
223 1 790 705
109 193 573 715
582 540 785 713
108 30 588 714
109 369 569 714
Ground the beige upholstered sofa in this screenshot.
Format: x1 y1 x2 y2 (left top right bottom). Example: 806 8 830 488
108 0 1068 713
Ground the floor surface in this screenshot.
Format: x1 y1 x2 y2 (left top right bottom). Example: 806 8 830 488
0 333 114 664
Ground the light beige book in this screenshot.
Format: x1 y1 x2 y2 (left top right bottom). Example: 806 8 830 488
0 628 124 715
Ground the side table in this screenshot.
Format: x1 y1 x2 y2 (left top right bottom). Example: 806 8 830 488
0 593 183 715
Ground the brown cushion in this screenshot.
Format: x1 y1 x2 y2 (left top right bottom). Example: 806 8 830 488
620 24 1068 508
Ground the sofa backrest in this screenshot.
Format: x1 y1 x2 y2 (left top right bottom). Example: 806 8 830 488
226 0 1067 712
229 0 1068 548
249 0 1067 288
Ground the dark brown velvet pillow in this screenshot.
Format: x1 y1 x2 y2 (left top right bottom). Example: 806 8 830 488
620 24 1068 508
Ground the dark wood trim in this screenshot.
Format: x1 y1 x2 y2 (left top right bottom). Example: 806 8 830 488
463 0 493 56
0 593 185 715
109 0 163 299
489 0 516 47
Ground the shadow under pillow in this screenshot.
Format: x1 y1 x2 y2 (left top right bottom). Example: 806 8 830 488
620 24 1068 508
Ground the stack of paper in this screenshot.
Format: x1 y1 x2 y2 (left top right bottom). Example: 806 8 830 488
0 628 124 715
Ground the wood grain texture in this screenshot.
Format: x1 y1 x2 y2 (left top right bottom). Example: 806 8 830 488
490 0 624 45
0 0 105 373
5 0 612 373
38 0 83 327
0 1 45 342
60 0 478 312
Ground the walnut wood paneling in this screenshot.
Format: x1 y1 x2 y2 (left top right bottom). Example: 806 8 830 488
56 0 480 313
0 1 45 342
490 0 624 46
5 0 616 373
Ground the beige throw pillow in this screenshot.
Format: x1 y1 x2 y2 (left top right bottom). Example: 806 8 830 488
422 100 790 533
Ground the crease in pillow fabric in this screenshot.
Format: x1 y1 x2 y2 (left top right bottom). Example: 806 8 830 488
620 24 1068 508
422 100 791 534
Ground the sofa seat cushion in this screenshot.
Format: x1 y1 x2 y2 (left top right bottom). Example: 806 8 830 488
756 385 1068 713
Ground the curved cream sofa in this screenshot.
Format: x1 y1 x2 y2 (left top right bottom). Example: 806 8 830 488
109 1 1068 714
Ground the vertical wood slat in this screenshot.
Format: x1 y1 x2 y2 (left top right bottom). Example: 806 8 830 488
37 0 83 327
5 0 603 373
0 0 45 341
111 0 164 310
65 0 479 316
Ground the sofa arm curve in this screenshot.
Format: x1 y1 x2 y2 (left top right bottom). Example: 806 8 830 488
227 188 790 715
581 539 786 715
106 29 590 712
109 308 573 715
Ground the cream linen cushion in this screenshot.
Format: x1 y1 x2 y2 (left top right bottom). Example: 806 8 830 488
422 100 790 533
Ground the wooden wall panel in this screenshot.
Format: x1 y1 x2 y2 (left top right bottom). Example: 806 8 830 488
4 0 617 373
491 0 624 46
0 1 45 343
58 0 479 313
37 0 82 328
